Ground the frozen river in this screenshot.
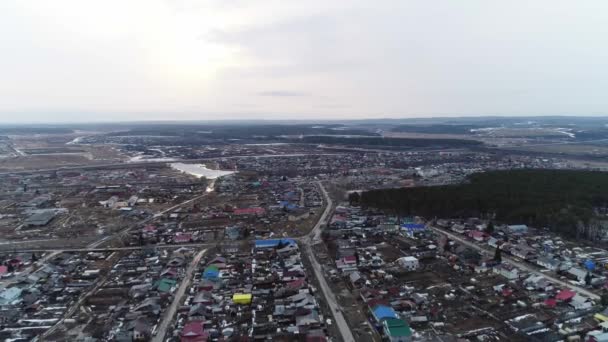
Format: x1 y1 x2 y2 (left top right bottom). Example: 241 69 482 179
170 163 235 179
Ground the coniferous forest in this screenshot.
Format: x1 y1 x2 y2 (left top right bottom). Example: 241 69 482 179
359 169 608 239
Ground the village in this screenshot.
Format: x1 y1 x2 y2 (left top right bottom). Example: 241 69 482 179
0 147 607 341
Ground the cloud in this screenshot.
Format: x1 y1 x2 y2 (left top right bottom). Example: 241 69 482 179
3 1 608 122
256 91 309 97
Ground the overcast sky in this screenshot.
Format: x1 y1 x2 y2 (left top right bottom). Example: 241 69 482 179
1 1 608 123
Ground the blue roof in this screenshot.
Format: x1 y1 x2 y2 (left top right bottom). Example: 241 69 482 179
401 223 425 230
372 305 398 321
255 238 297 248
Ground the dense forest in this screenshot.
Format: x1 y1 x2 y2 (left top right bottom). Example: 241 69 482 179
359 169 608 240
302 136 482 149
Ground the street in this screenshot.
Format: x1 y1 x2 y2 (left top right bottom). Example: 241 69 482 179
153 248 207 342
301 181 356 342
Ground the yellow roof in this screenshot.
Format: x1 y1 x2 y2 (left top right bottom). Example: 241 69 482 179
233 293 252 300
594 313 608 322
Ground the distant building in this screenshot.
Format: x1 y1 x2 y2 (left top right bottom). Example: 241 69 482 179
397 256 419 271
23 211 56 227
493 263 520 280
507 224 528 234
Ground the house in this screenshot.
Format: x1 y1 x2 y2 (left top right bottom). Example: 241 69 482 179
155 278 177 293
468 230 487 242
536 256 561 271
336 256 358 274
556 289 576 302
567 267 589 283
203 265 220 280
523 275 553 291
349 271 364 287
493 263 519 280
511 245 535 261
233 293 252 305
397 256 419 271
254 238 296 249
296 309 321 326
0 287 22 305
24 211 56 227
507 224 528 234
174 233 192 244
132 319 151 341
451 224 465 234
181 321 209 342
587 331 608 342
570 294 593 310
401 223 425 234
372 305 398 322
382 318 412 342
134 297 161 315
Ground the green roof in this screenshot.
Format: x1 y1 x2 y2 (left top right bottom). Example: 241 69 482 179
155 278 177 293
384 318 412 337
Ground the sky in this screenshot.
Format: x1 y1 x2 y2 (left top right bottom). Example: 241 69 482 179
1 0 608 123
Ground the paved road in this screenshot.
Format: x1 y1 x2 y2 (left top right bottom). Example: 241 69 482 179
429 226 601 300
153 248 207 342
302 181 355 342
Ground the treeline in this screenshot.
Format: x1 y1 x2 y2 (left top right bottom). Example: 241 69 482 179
0 127 74 135
390 124 479 135
302 136 482 148
360 169 608 239
108 124 379 139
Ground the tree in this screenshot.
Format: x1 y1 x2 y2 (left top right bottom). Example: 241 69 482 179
601 289 608 306
585 272 593 286
494 246 502 263
349 192 361 206
31 253 38 262
443 238 451 253
486 221 494 234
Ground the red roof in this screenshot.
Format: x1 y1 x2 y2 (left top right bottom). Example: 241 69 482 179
288 278 306 289
234 207 266 215
544 298 557 308
174 233 192 243
0 266 7 275
343 256 357 264
143 225 157 233
556 289 576 301
469 231 487 239
181 321 209 342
